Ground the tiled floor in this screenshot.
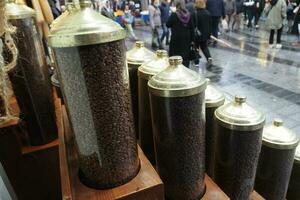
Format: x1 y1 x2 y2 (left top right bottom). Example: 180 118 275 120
126 24 300 136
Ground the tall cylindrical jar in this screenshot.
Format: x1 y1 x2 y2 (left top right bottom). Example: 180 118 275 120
287 144 300 200
148 56 207 200
48 0 139 189
126 41 155 137
255 119 299 200
214 96 265 200
138 50 168 164
5 1 57 146
205 78 225 179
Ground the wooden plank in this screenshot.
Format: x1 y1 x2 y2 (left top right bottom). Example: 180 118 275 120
202 175 230 200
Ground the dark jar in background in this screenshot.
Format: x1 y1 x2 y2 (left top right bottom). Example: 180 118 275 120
126 41 155 138
255 119 299 200
5 0 57 146
204 78 225 179
138 49 168 165
287 144 300 200
213 96 265 200
148 56 207 200
49 0 139 189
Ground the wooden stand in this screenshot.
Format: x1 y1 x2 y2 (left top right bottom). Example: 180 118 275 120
0 96 61 200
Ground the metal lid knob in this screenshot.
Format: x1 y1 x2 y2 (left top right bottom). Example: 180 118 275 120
169 56 183 66
273 118 283 127
135 41 145 48
235 95 247 104
263 119 299 149
156 50 168 58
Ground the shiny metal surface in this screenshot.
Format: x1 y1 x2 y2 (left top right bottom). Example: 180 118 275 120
295 144 300 164
48 0 126 47
5 0 35 19
205 78 225 108
262 119 299 149
148 56 206 97
138 50 169 80
126 41 155 65
215 95 265 131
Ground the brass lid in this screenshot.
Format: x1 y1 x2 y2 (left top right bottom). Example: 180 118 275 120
126 41 155 65
5 0 36 19
50 1 77 30
148 56 206 97
215 95 265 131
262 119 299 149
205 78 225 108
295 144 300 164
48 0 126 48
138 50 169 80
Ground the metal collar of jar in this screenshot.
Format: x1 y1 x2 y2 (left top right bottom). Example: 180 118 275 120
48 0 126 48
5 0 36 19
205 78 225 108
262 119 299 150
138 50 169 80
148 56 206 98
126 41 155 65
295 144 300 164
215 95 265 131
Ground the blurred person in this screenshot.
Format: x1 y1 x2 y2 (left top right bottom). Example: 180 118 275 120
123 5 138 40
264 0 287 48
232 0 244 30
206 0 225 39
244 0 260 28
291 3 300 44
101 1 115 20
224 0 236 31
149 0 163 49
167 0 194 67
186 0 196 14
160 0 171 45
193 0 213 65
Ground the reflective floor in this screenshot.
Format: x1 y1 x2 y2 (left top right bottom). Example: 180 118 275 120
126 24 300 136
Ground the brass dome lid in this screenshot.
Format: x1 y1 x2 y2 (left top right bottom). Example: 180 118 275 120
205 78 225 108
138 50 169 80
148 56 206 97
295 144 300 164
263 119 299 149
215 95 265 131
126 41 155 65
5 0 35 19
48 0 126 48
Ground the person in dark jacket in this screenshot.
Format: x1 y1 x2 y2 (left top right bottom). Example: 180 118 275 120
193 0 212 65
167 0 194 67
291 3 300 43
160 0 171 45
206 0 225 39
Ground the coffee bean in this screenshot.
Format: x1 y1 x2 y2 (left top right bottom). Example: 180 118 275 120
214 125 262 200
150 93 206 200
7 17 57 146
54 40 140 189
255 146 295 200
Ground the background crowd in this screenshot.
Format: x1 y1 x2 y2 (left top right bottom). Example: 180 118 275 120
48 0 300 67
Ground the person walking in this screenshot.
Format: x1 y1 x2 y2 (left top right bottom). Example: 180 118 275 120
186 0 196 14
160 0 171 45
232 0 244 30
224 0 236 31
167 0 194 67
206 0 225 40
101 1 115 20
244 0 260 28
264 0 287 48
193 0 213 65
291 2 300 44
123 5 138 40
149 0 163 49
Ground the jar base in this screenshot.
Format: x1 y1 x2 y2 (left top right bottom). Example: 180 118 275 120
78 160 141 189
